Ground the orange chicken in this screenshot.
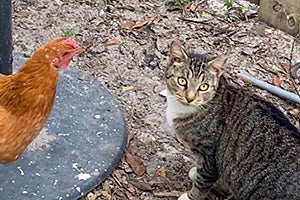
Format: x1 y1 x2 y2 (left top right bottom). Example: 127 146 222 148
0 37 83 164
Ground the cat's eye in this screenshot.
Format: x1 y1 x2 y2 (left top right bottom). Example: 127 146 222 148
177 77 187 86
199 83 209 91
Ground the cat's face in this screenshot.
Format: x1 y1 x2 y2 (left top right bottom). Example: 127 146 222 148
166 41 227 106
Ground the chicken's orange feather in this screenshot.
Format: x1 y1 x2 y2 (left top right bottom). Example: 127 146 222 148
0 38 82 163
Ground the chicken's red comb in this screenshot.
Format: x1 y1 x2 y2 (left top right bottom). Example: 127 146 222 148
62 38 80 49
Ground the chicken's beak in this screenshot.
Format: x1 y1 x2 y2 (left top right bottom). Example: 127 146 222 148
74 46 85 55
56 46 84 69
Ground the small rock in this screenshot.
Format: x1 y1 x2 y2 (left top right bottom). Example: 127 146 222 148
95 114 101 119
241 47 257 55
159 89 167 97
144 52 160 69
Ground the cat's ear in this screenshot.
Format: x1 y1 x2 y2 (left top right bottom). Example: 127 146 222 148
207 55 228 76
169 40 189 63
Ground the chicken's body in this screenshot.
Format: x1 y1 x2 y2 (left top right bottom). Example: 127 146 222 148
0 38 82 164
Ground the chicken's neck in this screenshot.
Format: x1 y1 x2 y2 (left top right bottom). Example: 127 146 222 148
1 59 59 117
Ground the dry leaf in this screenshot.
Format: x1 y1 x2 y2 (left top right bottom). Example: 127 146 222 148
82 39 92 49
280 63 291 74
130 180 153 191
273 76 281 87
265 28 273 34
125 152 146 177
112 190 128 199
54 0 63 6
120 21 135 29
124 189 135 199
122 85 135 92
189 3 197 12
106 38 121 46
154 165 166 178
131 16 156 29
289 108 300 120
127 139 139 154
101 191 112 200
201 11 213 19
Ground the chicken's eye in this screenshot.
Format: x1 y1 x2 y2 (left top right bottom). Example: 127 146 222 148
177 77 187 87
63 52 68 57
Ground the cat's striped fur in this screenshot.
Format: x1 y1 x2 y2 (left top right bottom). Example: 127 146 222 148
166 41 300 200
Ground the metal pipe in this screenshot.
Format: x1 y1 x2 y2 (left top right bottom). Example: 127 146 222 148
0 0 12 75
238 71 300 105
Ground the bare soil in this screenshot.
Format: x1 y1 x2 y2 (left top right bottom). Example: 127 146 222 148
12 0 300 200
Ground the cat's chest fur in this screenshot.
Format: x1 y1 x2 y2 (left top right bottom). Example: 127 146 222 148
166 90 198 128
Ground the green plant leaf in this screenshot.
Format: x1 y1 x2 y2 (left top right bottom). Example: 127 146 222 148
237 6 244 13
224 0 233 9
63 30 76 38
62 30 83 43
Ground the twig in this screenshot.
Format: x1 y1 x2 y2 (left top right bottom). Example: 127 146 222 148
289 32 300 72
289 33 300 98
238 71 300 105
111 173 123 187
153 191 183 197
179 17 211 24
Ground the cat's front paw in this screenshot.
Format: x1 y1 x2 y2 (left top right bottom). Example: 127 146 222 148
188 167 197 181
178 193 191 200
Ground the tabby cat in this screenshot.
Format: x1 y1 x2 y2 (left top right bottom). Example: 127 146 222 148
165 41 300 200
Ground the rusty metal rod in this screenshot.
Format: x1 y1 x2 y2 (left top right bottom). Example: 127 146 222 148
0 0 13 75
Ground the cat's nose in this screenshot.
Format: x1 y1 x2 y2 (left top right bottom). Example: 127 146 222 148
186 91 196 103
186 97 194 103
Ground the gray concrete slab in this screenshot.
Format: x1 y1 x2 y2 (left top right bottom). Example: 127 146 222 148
0 55 127 199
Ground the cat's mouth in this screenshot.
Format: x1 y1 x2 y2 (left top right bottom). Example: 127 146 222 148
181 99 200 107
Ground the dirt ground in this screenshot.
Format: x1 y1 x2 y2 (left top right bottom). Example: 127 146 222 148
12 0 300 199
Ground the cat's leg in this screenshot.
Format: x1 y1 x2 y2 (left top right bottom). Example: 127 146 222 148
188 166 197 181
178 165 215 200
187 156 218 200
189 153 205 181
177 167 198 200
178 193 190 200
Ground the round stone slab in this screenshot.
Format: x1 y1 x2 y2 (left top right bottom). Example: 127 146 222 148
0 56 127 199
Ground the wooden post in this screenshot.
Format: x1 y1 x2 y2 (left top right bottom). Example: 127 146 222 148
0 0 13 75
259 0 300 37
